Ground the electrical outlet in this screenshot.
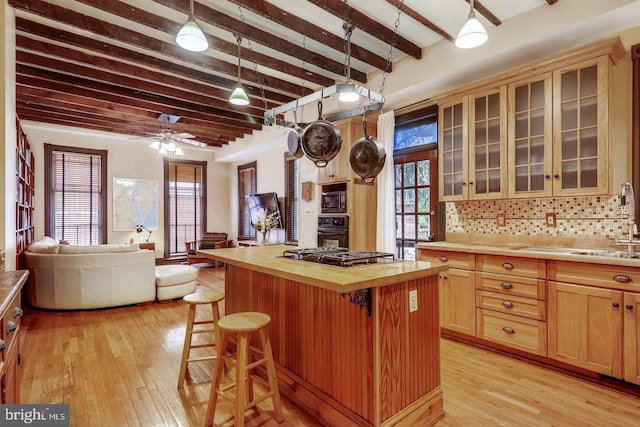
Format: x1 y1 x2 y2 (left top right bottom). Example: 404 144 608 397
497 214 506 227
546 212 557 227
409 289 418 313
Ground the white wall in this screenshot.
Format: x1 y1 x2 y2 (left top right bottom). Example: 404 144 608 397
20 122 231 257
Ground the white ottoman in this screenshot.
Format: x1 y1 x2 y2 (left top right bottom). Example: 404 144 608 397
155 265 198 301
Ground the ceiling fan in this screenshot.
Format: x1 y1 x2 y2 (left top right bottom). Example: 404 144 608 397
146 114 207 154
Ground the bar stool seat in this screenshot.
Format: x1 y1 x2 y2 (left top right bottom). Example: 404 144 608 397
204 312 283 427
178 290 224 389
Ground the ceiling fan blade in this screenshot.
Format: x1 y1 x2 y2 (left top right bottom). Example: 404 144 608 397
158 114 180 124
173 132 195 139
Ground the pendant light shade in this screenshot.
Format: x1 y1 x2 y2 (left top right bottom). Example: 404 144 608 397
229 84 249 105
338 83 360 103
455 0 487 49
229 36 249 106
176 0 208 52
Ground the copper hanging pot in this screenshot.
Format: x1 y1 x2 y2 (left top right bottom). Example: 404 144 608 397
301 100 342 167
350 117 386 183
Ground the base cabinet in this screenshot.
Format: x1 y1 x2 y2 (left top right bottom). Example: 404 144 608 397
624 292 640 385
548 281 623 378
440 269 476 335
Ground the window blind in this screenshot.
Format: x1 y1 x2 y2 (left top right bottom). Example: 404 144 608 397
285 155 299 242
166 161 205 257
238 162 256 240
45 145 107 245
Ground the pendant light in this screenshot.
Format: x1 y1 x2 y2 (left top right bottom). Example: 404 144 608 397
229 35 250 106
176 0 208 52
338 22 359 103
455 0 488 49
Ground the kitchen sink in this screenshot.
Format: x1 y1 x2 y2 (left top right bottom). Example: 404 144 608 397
514 246 638 258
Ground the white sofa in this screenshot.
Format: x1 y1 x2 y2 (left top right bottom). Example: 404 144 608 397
25 237 156 309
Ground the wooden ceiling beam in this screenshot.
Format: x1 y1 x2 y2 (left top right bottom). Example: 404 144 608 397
151 0 367 82
11 0 323 97
384 0 454 42
16 70 263 132
15 17 295 105
225 0 390 71
466 1 502 27
305 0 422 60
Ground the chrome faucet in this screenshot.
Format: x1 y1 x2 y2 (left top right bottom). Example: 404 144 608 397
615 182 640 254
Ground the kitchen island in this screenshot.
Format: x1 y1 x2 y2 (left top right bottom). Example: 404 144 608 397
197 245 448 427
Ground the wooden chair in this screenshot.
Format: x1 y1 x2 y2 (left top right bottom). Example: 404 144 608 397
185 232 233 266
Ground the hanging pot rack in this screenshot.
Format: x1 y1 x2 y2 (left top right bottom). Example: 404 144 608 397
263 83 385 127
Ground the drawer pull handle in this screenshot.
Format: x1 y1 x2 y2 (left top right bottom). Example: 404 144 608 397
502 262 514 270
439 256 448 262
502 327 515 334
613 274 631 283
6 321 16 334
613 302 620 308
14 307 24 318
0 339 5 353
626 304 634 310
500 282 513 289
502 301 514 308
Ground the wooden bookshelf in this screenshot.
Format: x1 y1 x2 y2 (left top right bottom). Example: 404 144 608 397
16 119 35 269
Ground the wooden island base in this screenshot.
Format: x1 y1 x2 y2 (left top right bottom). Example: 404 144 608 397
200 246 448 427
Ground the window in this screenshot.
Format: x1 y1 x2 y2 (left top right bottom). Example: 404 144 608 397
284 154 299 243
238 161 257 240
44 144 107 245
164 160 206 257
393 105 439 260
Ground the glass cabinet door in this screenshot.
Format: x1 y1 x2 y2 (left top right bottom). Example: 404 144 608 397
553 56 608 195
508 73 553 198
439 99 468 200
469 87 506 199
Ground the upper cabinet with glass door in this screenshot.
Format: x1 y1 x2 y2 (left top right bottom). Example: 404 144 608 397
439 98 467 200
553 56 609 196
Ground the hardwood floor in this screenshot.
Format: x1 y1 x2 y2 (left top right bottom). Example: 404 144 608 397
19 265 640 426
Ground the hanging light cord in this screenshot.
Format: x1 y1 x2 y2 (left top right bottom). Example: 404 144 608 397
235 35 242 83
378 0 404 100
238 6 268 114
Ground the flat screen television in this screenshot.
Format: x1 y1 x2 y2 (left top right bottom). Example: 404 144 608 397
246 192 284 229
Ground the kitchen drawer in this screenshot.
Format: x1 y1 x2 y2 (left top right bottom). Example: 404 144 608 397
418 249 475 270
477 308 547 356
477 255 546 279
549 260 640 293
3 292 22 353
476 271 545 299
476 290 546 321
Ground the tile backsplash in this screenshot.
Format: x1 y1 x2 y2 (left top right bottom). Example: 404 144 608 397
446 196 632 241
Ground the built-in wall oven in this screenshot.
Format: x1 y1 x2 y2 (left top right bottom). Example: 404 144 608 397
317 216 349 249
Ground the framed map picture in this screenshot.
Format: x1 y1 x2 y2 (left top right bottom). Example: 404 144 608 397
113 178 158 231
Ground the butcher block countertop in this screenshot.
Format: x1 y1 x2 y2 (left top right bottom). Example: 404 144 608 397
415 241 640 267
198 244 448 293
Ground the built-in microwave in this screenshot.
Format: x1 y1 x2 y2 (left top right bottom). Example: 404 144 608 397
321 190 347 213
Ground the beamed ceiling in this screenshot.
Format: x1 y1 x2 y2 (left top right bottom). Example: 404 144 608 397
10 0 564 149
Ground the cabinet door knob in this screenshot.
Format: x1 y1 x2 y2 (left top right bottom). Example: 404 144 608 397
469 181 474 185
613 302 620 308
613 274 631 283
6 321 16 335
553 174 560 179
462 182 467 186
545 174 551 179
439 256 448 262
502 327 515 334
502 301 514 308
626 304 634 310
502 262 514 270
500 282 513 289
0 339 5 353
14 307 24 318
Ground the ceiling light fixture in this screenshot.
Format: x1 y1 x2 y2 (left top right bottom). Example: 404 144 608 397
176 0 208 52
229 35 250 106
338 23 359 103
455 0 488 49
149 139 184 156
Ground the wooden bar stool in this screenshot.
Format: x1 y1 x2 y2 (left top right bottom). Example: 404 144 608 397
178 291 225 389
204 312 283 427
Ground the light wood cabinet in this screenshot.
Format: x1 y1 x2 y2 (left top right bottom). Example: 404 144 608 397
0 271 27 404
548 260 640 385
439 88 507 201
418 249 476 335
548 281 623 378
623 292 640 385
476 255 547 356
